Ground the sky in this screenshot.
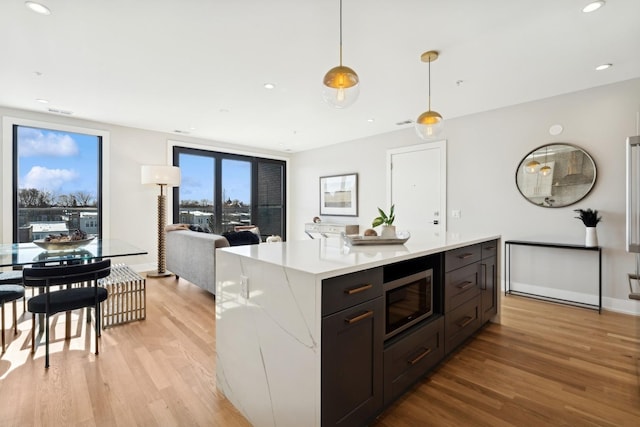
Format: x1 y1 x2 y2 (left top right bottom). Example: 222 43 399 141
17 125 251 205
17 126 98 196
179 153 251 204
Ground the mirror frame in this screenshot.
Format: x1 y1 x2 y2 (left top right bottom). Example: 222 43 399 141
515 143 597 208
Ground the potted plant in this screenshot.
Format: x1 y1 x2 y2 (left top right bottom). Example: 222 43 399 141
574 208 601 247
372 205 396 238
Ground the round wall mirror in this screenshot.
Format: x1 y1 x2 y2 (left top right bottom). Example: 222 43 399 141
515 143 597 208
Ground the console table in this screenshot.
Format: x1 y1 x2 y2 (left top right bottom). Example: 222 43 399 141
504 240 601 313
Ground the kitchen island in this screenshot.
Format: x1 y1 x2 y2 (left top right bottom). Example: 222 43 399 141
215 231 500 427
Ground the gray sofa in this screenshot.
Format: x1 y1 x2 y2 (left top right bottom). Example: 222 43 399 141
165 229 230 295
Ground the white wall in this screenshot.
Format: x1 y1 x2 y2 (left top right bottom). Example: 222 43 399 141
0 107 288 271
290 78 640 314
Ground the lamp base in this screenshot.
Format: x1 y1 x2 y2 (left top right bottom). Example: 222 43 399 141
146 270 174 278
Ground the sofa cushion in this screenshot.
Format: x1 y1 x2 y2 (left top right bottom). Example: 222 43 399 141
222 231 260 246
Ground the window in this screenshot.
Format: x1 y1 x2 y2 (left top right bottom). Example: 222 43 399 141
172 146 286 240
12 124 102 242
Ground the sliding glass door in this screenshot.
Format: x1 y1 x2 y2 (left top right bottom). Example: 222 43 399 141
172 147 286 240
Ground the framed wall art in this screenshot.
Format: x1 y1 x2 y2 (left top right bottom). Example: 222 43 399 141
319 173 358 216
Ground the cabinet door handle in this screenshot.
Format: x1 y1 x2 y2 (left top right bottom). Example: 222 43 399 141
345 310 374 324
408 347 433 365
457 281 474 290
484 245 496 251
457 253 474 259
344 284 373 295
457 316 474 328
481 264 487 290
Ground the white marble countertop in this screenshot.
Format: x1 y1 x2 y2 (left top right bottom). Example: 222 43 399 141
219 231 501 279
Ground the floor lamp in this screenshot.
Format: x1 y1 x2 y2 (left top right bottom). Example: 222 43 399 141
141 165 181 278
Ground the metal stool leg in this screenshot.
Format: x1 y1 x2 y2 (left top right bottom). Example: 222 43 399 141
1 301 5 353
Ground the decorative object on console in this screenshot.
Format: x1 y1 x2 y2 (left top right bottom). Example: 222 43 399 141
574 208 602 247
319 173 358 216
322 0 359 109
141 165 181 277
372 205 396 238
415 50 444 140
266 235 282 243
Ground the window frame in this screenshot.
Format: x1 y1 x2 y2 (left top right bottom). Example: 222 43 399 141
171 145 287 240
1 116 110 244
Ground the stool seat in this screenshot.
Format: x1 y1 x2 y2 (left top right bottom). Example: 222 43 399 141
1 284 25 353
0 285 25 301
28 287 108 315
0 271 23 284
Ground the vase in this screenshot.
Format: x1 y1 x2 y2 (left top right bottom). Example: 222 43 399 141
381 225 396 239
585 227 598 247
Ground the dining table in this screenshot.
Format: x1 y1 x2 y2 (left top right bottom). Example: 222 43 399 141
0 238 147 268
0 238 148 338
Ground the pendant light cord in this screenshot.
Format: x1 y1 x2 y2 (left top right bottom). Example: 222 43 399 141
339 0 343 66
428 57 432 110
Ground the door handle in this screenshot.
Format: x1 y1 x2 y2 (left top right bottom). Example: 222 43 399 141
345 310 374 324
408 347 433 365
433 220 439 225
456 281 474 290
344 284 373 295
457 316 474 328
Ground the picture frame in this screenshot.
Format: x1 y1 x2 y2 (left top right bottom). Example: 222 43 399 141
319 173 358 216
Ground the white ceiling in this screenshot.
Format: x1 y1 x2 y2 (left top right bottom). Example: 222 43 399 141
1 0 639 153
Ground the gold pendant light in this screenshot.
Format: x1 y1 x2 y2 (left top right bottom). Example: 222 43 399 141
540 146 552 176
322 0 359 108
415 50 444 139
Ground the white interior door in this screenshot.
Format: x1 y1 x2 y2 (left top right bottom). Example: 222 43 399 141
387 141 446 235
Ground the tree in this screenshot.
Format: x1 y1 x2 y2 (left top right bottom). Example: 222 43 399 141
74 191 94 206
18 188 52 207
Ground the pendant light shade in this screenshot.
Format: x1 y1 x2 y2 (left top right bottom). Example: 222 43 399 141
525 159 540 173
323 0 359 108
415 50 444 140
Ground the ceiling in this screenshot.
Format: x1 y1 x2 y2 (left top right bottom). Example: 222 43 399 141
1 0 639 153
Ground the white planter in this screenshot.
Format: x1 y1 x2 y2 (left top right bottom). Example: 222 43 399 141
380 225 396 239
585 227 598 247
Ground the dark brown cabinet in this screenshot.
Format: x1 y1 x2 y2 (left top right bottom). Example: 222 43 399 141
383 316 444 406
321 268 383 427
444 241 498 354
320 240 499 425
480 240 498 324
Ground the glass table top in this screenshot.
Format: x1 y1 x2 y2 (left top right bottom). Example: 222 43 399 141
0 239 147 268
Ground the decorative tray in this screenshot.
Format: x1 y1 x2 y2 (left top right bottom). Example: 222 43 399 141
33 236 95 251
343 232 410 246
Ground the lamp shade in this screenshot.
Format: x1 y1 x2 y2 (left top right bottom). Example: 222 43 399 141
141 165 181 186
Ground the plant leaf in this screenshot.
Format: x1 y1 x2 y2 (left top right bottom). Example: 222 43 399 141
372 217 383 227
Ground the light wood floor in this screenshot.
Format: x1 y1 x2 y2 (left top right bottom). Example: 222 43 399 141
1 277 639 426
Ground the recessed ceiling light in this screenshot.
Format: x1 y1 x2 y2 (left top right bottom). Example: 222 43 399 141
367 118 375 123
264 83 275 89
395 119 413 126
25 1 51 15
36 98 49 104
582 1 605 13
595 63 612 71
